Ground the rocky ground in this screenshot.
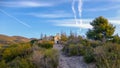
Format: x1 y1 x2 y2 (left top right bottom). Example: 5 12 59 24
53 44 95 68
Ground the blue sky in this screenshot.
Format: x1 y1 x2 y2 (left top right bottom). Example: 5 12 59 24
0 0 120 38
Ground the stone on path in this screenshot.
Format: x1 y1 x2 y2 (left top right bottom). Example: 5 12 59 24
53 44 95 68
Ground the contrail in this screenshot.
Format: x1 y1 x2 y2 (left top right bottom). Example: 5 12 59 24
78 0 82 18
78 0 82 24
72 0 78 24
0 9 31 28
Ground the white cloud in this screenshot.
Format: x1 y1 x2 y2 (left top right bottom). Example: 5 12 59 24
109 20 120 25
15 10 73 18
51 19 92 24
59 0 120 3
0 1 53 7
53 18 120 36
85 5 120 12
84 0 120 2
56 23 93 29
51 19 93 29
49 0 120 3
29 13 72 18
26 12 73 18
52 19 120 29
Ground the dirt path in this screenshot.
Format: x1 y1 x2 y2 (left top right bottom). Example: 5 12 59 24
53 44 95 68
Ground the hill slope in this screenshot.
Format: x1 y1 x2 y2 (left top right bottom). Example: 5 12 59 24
0 34 30 45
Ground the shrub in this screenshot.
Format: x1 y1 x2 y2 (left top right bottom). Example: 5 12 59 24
30 39 38 46
112 35 120 44
44 49 59 68
81 39 91 46
2 43 32 62
0 60 7 68
94 43 120 68
89 41 101 48
38 41 54 49
8 57 35 68
84 46 95 63
31 50 44 68
31 49 59 68
63 44 85 56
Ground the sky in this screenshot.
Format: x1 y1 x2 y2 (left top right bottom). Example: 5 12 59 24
0 0 120 38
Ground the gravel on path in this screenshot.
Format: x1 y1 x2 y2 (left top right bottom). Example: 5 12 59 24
53 44 95 68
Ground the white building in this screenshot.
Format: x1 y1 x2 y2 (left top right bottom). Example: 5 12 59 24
54 34 61 44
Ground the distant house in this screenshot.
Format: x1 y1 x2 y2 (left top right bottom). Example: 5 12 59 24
54 34 61 44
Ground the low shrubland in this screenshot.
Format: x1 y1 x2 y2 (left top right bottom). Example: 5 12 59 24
38 40 54 49
62 36 120 68
31 48 59 68
2 43 32 62
63 44 85 56
83 46 95 63
0 39 59 68
0 43 35 68
94 43 120 68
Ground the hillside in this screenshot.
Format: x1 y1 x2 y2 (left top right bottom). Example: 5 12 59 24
0 34 30 45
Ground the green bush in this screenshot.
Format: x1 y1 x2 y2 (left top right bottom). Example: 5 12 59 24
38 41 54 49
0 60 7 68
2 43 32 62
84 46 95 63
94 43 120 68
30 39 38 46
44 49 59 68
80 39 101 48
81 39 91 46
63 44 85 56
8 57 35 68
112 35 120 44
31 49 59 68
0 40 59 68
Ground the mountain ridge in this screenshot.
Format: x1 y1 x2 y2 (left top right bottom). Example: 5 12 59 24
0 34 30 45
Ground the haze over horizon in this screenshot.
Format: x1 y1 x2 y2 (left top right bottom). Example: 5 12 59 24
0 0 120 38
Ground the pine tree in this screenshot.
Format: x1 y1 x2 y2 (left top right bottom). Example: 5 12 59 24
86 16 115 41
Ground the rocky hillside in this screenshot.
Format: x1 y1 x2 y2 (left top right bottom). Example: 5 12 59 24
0 34 30 45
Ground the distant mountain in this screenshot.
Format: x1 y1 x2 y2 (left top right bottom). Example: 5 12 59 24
0 34 30 45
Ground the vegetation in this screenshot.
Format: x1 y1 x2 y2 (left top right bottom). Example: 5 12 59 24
38 40 54 49
63 35 120 68
44 49 59 68
112 34 120 44
63 44 84 56
0 34 30 45
0 43 34 68
62 16 120 68
86 16 115 42
60 32 68 44
83 46 95 63
0 38 58 68
0 16 120 68
31 49 59 68
94 43 120 68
